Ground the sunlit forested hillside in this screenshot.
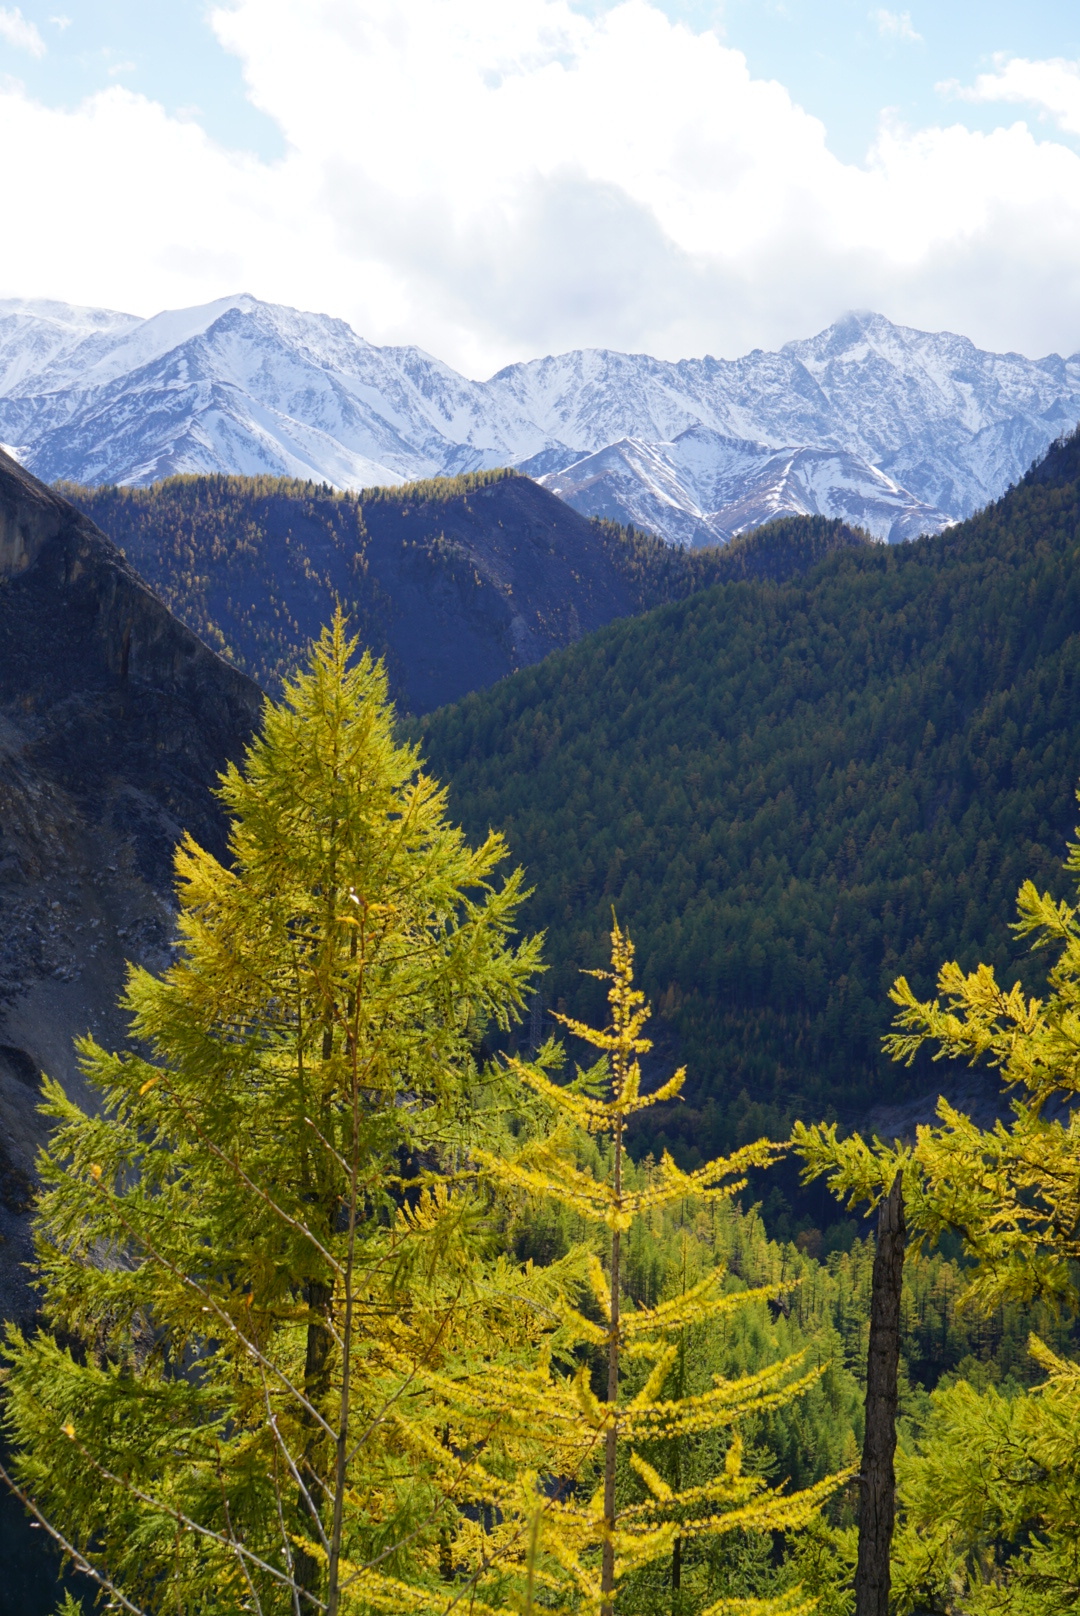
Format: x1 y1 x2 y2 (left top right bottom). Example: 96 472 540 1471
419 432 1080 1143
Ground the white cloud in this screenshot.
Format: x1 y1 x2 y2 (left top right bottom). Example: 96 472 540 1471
0 6 45 56
49 14 71 29
2 4 1080 372
872 9 922 45
952 55 1080 138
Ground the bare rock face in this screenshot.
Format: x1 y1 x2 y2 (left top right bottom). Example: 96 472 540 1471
0 448 261 1324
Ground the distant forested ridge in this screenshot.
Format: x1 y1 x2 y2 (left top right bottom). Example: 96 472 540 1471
418 432 1080 1147
62 471 871 714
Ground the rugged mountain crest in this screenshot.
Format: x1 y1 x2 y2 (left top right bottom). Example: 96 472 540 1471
539 427 947 547
3 297 1078 546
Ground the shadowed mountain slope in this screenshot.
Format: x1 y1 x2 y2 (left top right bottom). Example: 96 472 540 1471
64 471 683 711
0 450 261 1321
0 450 264 1610
64 473 875 713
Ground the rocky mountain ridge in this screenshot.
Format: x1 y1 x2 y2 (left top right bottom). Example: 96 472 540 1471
540 425 946 546
0 448 261 1323
3 297 1078 545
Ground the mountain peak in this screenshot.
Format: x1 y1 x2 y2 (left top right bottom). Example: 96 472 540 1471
1 297 1078 546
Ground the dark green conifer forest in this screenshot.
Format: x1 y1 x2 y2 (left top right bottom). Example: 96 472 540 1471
54 448 1080 1149
418 435 1080 1147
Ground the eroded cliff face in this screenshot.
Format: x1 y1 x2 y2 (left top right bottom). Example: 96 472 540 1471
0 449 262 1323
0 459 65 577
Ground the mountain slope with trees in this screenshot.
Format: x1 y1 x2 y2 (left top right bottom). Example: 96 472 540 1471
64 472 873 712
417 431 1080 1146
64 471 685 712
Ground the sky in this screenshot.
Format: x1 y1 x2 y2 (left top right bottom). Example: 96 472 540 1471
3 0 1080 374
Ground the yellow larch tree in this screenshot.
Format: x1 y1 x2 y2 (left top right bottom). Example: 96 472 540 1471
410 920 851 1616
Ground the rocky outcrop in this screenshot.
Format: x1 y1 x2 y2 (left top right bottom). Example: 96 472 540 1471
0 450 263 1608
0 449 262 1323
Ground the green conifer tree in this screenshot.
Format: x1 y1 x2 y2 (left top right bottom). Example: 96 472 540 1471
438 921 850 1616
793 803 1080 1613
1 616 547 1615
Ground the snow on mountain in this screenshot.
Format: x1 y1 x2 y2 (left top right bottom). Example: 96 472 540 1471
0 296 1077 547
491 312 1080 522
0 298 139 399
541 427 952 546
0 296 560 490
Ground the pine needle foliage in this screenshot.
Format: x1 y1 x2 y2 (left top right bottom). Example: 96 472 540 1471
0 615 554 1616
793 797 1080 1612
465 922 850 1616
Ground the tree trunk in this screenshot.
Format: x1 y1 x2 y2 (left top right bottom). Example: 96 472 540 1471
296 1018 337 1602
855 1170 906 1616
295 1276 333 1601
601 1118 623 1616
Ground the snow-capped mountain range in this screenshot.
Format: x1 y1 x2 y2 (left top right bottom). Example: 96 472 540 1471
2 294 1079 547
539 428 946 547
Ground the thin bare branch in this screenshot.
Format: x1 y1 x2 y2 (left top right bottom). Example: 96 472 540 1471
0 1460 150 1616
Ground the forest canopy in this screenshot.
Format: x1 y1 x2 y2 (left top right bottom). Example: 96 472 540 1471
11 452 1080 1607
63 472 868 714
418 435 1080 1143
0 620 875 1616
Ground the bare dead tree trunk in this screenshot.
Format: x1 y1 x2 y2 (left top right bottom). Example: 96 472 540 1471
855 1170 906 1616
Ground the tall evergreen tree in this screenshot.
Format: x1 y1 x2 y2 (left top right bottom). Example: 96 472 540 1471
1 617 545 1615
462 922 849 1616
